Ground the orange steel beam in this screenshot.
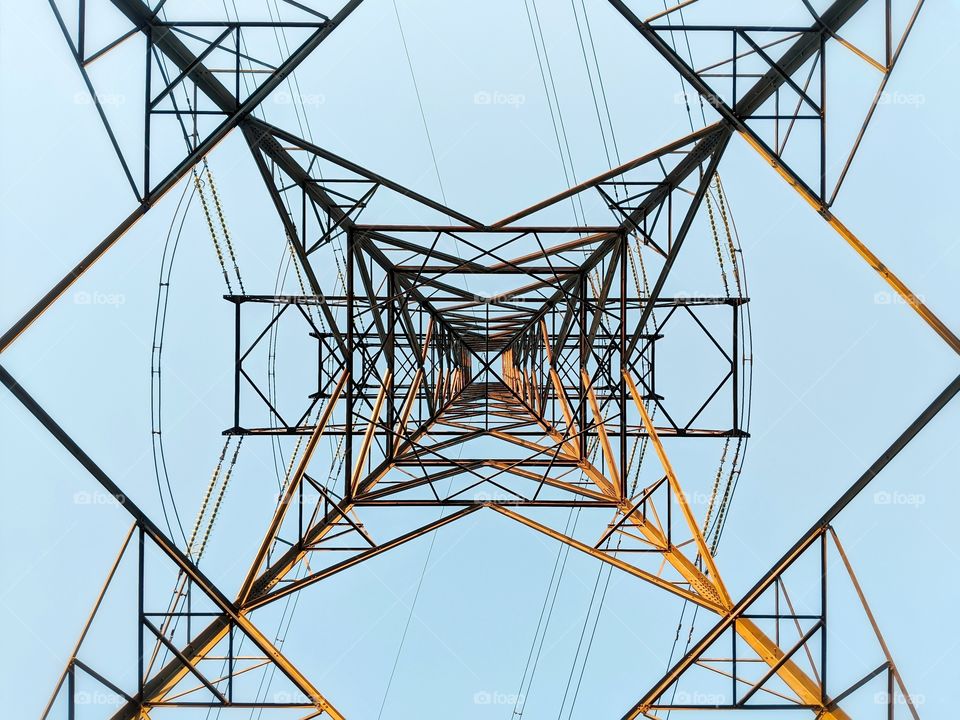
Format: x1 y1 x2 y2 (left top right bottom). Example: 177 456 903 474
237 371 348 605
486 461 614 503
827 527 921 720
118 374 449 717
107 375 349 718
739 132 960 355
540 320 581 457
491 124 720 228
623 530 851 720
487 503 725 613
582 368 622 494
624 370 730 605
350 372 392 495
622 369 849 719
41 524 137 720
492 366 725 605
244 505 483 611
396 368 424 436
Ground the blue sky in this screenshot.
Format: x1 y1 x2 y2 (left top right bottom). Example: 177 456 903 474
2 1 959 718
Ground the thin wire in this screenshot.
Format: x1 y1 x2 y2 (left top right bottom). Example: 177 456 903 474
650 12 754 716
557 536 606 717
513 508 582 717
563 555 614 718
392 0 448 208
523 0 587 227
375 515 443 720
580 0 622 168
376 10 474 714
570 0 614 170
542 4 629 712
511 6 617 712
151 177 194 546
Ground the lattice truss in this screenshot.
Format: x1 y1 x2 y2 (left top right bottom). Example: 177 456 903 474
2 0 955 718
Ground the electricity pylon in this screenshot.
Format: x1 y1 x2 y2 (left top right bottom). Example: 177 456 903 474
3 1 952 718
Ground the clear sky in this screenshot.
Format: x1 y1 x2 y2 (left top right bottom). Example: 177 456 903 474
2 1 959 718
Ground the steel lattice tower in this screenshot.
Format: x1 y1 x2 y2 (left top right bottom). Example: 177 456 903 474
2 1 954 718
